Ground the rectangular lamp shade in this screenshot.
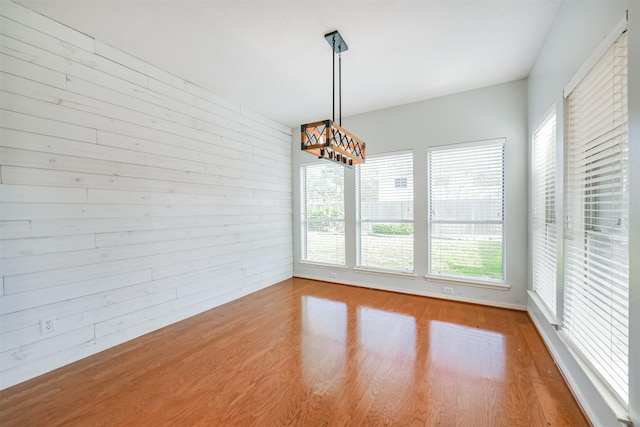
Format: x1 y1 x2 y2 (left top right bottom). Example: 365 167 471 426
301 120 366 167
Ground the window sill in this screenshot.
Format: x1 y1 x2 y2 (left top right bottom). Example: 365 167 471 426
527 290 559 328
424 274 510 290
557 330 632 426
298 261 348 270
353 267 416 279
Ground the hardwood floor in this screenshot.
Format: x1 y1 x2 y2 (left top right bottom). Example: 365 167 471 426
0 278 588 426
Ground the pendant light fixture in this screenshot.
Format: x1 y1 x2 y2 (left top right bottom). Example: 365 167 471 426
300 30 366 167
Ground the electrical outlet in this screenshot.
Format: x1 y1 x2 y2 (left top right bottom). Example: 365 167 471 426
40 316 56 334
443 286 454 294
329 272 337 279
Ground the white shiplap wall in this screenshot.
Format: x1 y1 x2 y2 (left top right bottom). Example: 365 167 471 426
0 1 292 390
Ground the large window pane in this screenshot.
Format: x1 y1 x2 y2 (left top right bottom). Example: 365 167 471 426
428 140 504 281
532 109 558 317
301 163 345 265
357 152 413 272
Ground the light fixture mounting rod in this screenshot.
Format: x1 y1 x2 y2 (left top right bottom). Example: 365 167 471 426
325 31 348 126
339 53 342 125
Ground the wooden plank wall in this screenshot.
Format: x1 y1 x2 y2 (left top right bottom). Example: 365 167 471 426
0 0 293 390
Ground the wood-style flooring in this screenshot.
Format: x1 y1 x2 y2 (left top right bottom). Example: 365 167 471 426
0 278 588 426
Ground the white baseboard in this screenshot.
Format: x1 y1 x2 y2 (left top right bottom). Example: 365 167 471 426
293 274 527 311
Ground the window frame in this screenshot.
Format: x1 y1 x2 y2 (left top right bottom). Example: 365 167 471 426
426 138 507 288
531 106 558 321
355 150 414 274
300 161 346 266
561 23 629 406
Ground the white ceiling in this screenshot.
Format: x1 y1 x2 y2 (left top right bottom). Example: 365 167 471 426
14 0 561 128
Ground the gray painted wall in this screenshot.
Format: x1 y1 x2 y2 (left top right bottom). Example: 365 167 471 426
527 1 639 425
292 79 529 310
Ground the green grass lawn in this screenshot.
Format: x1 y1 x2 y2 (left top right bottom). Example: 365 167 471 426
305 230 502 280
430 238 503 279
359 233 413 271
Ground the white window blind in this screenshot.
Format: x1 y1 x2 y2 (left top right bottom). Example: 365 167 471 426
428 140 505 281
563 29 629 404
356 152 413 272
532 110 557 317
301 163 345 265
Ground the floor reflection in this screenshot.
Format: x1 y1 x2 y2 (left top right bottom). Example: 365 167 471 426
358 306 416 357
429 320 505 380
357 306 417 413
302 296 347 342
301 296 347 396
300 297 419 402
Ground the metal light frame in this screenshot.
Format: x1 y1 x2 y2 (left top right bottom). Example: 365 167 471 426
300 30 366 167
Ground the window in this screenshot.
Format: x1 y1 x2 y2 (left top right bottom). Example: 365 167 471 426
428 139 504 282
301 163 345 265
394 178 407 188
563 29 628 404
532 109 557 317
356 152 413 272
